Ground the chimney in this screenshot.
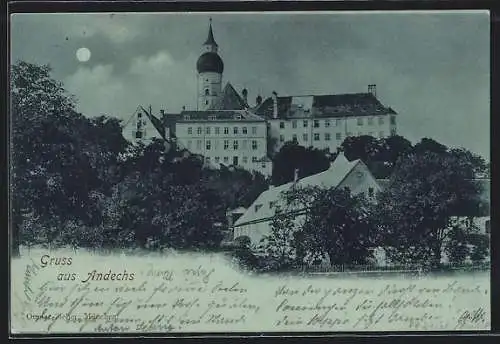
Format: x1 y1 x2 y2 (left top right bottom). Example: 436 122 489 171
182 105 186 111
272 91 278 119
293 168 299 182
242 88 248 104
256 95 262 106
368 84 377 97
160 109 165 118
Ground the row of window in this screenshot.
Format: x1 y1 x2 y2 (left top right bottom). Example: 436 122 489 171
187 139 259 150
356 116 395 126
279 116 395 129
187 126 259 135
279 131 387 142
206 156 261 164
185 114 246 121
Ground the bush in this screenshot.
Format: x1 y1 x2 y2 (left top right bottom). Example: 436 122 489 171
228 246 261 271
467 233 489 263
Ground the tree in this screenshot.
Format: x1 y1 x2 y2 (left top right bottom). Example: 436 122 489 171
444 225 469 265
271 141 330 186
412 138 448 155
467 233 489 263
234 236 251 248
11 61 83 254
341 135 413 179
117 164 225 250
201 166 269 210
376 135 413 175
376 151 481 268
11 61 132 253
259 211 296 270
291 186 374 266
448 148 488 177
341 135 380 163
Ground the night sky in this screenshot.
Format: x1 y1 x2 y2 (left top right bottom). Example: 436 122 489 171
10 11 490 158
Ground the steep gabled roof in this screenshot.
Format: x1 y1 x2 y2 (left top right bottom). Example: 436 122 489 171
255 93 397 119
211 82 248 110
234 153 362 228
144 112 166 139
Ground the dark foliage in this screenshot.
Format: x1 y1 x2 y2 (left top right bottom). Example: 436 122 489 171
11 61 489 270
271 141 331 186
376 150 483 268
10 61 267 253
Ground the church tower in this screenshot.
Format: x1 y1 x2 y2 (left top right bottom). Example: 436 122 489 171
196 19 224 111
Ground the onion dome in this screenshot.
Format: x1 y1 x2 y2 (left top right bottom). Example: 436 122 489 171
196 52 224 74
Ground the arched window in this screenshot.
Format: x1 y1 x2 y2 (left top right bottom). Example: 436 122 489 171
205 89 209 96
485 220 490 234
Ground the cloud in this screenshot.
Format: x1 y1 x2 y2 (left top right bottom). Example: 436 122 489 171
64 50 198 121
58 13 140 43
128 50 198 112
65 64 126 117
13 11 490 158
130 51 175 73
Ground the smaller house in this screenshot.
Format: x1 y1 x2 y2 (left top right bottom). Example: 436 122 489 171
122 107 165 144
232 153 382 246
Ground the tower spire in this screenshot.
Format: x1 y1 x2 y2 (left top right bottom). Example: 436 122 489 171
196 18 223 110
204 18 218 47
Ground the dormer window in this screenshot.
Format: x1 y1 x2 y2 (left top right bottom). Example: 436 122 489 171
255 204 262 212
209 115 217 120
235 114 242 120
184 115 191 120
205 89 210 96
269 201 276 208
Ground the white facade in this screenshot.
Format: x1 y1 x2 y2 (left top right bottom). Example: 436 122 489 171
122 21 400 179
175 115 271 175
233 153 382 245
269 114 397 153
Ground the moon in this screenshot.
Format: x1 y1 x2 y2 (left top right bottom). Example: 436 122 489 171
76 47 91 62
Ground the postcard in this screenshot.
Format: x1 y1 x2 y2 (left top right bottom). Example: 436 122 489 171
9 9 491 335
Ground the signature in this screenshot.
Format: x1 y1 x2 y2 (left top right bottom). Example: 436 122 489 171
455 307 487 329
